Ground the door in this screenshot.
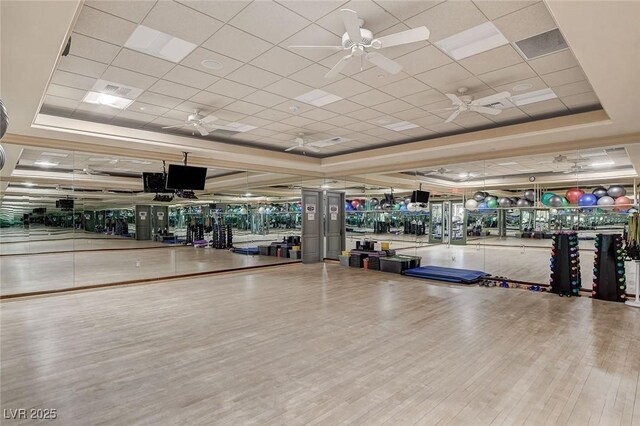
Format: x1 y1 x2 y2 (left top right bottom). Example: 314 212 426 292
135 205 151 241
301 189 323 263
325 191 345 260
429 202 443 243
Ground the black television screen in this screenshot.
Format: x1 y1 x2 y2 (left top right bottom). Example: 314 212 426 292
32 207 46 215
166 165 207 190
142 172 171 193
56 199 74 210
411 190 430 203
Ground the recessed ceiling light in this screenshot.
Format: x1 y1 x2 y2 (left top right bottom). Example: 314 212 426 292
41 152 68 158
384 121 419 131
591 161 615 168
139 106 146 111
83 91 134 109
201 59 223 70
435 22 508 60
509 88 557 106
124 25 197 63
512 83 533 92
295 89 342 107
34 160 59 167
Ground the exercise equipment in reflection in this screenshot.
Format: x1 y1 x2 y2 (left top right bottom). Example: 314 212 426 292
549 232 581 297
592 234 626 302
623 213 640 307
210 224 233 249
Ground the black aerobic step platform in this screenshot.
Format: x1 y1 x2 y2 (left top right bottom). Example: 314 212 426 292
403 266 488 284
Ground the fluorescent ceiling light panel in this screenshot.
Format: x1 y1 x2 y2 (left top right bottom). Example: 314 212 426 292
591 161 615 167
435 22 508 60
83 91 134 109
497 162 518 166
226 122 258 133
125 25 197 63
34 160 59 167
294 89 342 107
41 152 68 158
384 121 419 131
509 88 557 106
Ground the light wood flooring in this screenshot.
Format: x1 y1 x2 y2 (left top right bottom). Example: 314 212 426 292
1 263 638 425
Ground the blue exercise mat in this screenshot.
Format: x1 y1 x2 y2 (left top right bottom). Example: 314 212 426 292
403 266 488 284
233 247 259 255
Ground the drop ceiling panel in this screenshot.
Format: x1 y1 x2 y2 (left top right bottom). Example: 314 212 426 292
42 95 81 111
403 89 449 107
88 0 156 23
46 84 87 101
458 44 524 75
225 65 282 89
518 98 567 117
176 0 251 23
252 47 314 77
349 89 395 107
527 49 578 75
316 0 399 36
229 1 310 44
378 77 431 98
375 0 443 21
58 55 108 79
277 1 345 22
299 108 339 121
111 49 175 78
135 92 183 109
202 25 272 62
279 24 344 62
394 45 453 75
242 90 288 108
478 62 537 87
472 0 538 20
405 0 487 41
128 101 169 116
74 6 137 45
541 66 587 87
163 65 219 90
371 99 414 114
149 79 199 99
141 0 223 45
69 32 121 64
561 91 600 110
322 78 372 98
102 66 158 90
493 2 557 41
180 47 243 78
416 63 473 89
552 80 593 98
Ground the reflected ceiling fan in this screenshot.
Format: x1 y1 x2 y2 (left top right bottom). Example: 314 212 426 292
420 167 451 176
284 134 349 154
431 88 511 123
162 110 234 136
289 9 430 78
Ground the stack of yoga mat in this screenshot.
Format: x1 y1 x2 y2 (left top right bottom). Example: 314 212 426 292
403 266 488 284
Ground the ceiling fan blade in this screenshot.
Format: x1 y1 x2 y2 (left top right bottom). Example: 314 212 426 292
365 52 402 74
341 9 362 44
325 55 352 78
201 115 218 123
161 124 185 129
472 91 511 106
197 126 209 136
305 145 321 153
284 146 298 152
445 109 461 123
427 106 459 113
470 106 501 115
445 93 464 106
374 26 430 49
288 45 344 50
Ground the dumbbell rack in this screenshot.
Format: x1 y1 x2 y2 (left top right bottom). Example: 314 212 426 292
592 234 626 302
549 232 581 297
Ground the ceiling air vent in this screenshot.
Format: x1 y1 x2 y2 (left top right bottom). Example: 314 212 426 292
514 28 568 60
90 79 143 99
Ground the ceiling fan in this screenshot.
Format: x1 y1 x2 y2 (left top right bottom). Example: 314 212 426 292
420 167 450 176
289 9 430 78
284 134 349 154
431 88 511 123
162 110 234 136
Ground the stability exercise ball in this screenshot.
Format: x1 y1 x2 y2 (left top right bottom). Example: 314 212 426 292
523 189 535 202
578 193 598 207
370 197 379 206
351 200 360 209
465 199 478 210
517 198 532 208
597 196 615 209
548 195 564 207
498 197 511 208
0 99 7 140
510 197 519 206
478 202 488 210
407 202 417 212
473 191 485 202
541 192 556 206
566 188 585 204
561 197 569 207
486 199 498 209
592 187 608 199
614 196 632 212
607 185 626 199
